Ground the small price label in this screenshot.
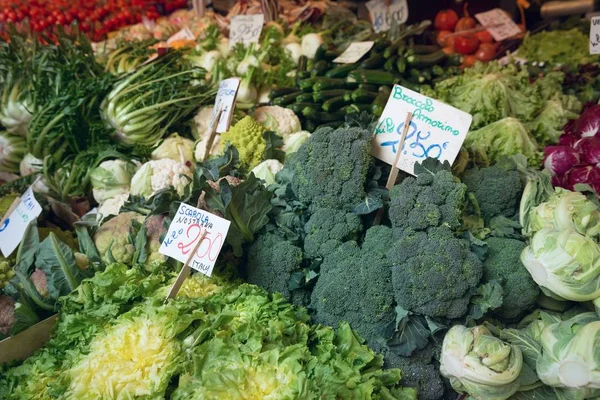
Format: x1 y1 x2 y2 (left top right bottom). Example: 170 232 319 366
475 9 521 41
333 41 375 64
365 0 408 33
372 85 472 175
159 203 231 277
229 14 264 47
210 78 241 133
166 28 196 45
591 17 600 55
0 187 43 257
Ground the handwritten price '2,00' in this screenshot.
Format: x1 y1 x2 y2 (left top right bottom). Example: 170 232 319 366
377 118 449 160
231 23 261 43
176 223 223 262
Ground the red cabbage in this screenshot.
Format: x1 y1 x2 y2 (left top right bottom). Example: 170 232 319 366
544 146 579 177
575 105 600 137
574 137 600 164
565 165 600 191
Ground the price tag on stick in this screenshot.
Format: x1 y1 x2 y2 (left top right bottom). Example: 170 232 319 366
474 8 521 41
333 41 375 64
590 16 600 55
371 84 472 176
229 14 264 47
0 187 43 257
166 28 196 45
211 78 241 133
365 0 408 33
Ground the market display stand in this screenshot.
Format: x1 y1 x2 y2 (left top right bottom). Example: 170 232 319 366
0 315 57 364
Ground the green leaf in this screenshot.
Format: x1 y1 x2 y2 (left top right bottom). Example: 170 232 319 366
15 221 39 275
10 294 42 335
500 328 542 371
74 224 103 269
386 306 430 357
262 130 285 162
468 281 504 320
132 221 148 266
413 158 451 176
509 385 558 400
353 188 385 215
196 143 240 182
35 233 89 299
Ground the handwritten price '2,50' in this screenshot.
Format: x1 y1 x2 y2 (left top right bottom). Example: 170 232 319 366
177 224 223 262
231 23 261 42
378 117 449 160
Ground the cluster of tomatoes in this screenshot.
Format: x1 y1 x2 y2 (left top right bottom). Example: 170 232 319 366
434 8 498 68
0 0 187 42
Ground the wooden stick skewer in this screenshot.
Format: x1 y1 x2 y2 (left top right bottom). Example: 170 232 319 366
373 112 413 225
203 107 224 162
166 230 208 300
0 196 21 230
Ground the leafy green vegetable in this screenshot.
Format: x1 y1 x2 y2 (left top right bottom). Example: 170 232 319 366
518 29 599 66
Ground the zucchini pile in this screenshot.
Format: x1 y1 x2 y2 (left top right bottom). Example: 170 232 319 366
268 36 462 131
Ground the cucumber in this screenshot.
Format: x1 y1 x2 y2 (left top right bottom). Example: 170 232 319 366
406 50 447 67
302 106 345 122
311 60 330 77
359 54 384 69
322 96 350 112
312 78 347 92
269 87 299 100
296 93 315 103
346 70 397 86
287 102 319 114
314 89 350 103
272 91 302 106
351 88 378 103
325 63 358 78
411 44 441 55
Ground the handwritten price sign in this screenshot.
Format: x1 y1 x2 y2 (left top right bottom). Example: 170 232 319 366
0 187 42 257
229 14 264 48
211 78 241 133
333 41 375 64
372 85 472 175
591 17 600 55
365 0 408 33
159 203 231 277
474 9 521 42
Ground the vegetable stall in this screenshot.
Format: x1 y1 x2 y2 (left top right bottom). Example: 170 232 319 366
1 1 600 399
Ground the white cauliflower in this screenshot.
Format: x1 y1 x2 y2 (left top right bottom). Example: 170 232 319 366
253 106 301 137
151 133 195 170
251 159 283 186
193 106 215 140
130 159 192 199
97 193 130 221
283 130 311 154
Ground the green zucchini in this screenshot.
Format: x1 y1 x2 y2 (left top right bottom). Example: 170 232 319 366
287 102 319 114
297 55 308 72
310 60 330 77
359 54 384 69
410 44 441 55
302 106 345 122
371 88 392 116
299 78 321 92
358 83 379 92
269 87 299 100
346 70 397 86
373 37 392 52
383 40 405 59
313 89 350 103
312 78 347 92
325 63 358 79
406 50 447 67
296 93 315 103
384 55 398 72
322 95 350 112
343 104 371 114
351 88 378 103
272 91 302 106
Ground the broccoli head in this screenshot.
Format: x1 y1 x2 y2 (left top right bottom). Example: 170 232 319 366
246 231 304 302
286 125 372 211
461 158 523 223
483 237 540 320
219 116 268 171
310 226 396 351
303 208 362 260
389 227 483 319
389 170 466 234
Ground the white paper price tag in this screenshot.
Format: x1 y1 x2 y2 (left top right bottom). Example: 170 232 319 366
230 14 264 47
166 27 196 45
0 187 42 257
210 78 241 133
590 17 600 54
333 41 375 64
372 85 472 175
365 0 408 33
475 8 521 41
159 203 231 277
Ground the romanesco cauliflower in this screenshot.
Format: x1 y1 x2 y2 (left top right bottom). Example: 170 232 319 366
219 116 267 171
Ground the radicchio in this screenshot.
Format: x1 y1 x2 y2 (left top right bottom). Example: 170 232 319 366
544 146 579 177
575 105 600 137
565 165 600 193
574 137 600 164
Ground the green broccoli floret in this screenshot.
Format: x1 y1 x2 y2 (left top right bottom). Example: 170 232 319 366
286 125 371 211
483 237 540 320
461 158 523 223
310 226 396 351
219 116 267 171
246 231 304 302
383 346 445 400
303 208 362 259
388 170 466 233
389 227 482 319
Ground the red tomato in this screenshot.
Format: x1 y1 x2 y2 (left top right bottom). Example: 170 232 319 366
455 16 477 32
453 35 480 55
442 46 455 55
462 55 477 68
475 30 494 43
474 43 497 62
436 30 453 47
434 9 459 31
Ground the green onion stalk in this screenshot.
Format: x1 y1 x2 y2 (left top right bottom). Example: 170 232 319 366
0 130 27 173
100 51 217 148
